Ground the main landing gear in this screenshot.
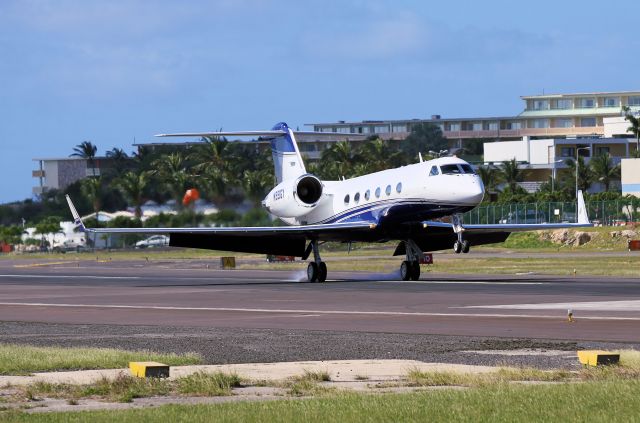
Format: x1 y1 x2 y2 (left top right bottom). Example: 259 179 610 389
451 214 471 254
305 240 327 283
400 239 422 281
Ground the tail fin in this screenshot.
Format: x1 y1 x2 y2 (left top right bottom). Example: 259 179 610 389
65 195 87 232
269 122 306 183
577 190 590 224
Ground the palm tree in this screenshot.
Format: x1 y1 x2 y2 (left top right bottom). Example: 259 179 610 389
589 153 620 191
151 152 190 209
623 106 640 156
81 176 103 220
71 141 98 176
477 165 500 193
190 137 233 203
320 141 357 179
499 159 523 192
564 156 592 196
358 138 406 173
117 171 148 218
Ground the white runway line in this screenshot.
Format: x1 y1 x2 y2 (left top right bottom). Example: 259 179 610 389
0 302 639 321
465 300 640 312
0 274 141 280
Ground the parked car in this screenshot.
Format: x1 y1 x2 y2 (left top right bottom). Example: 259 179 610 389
52 239 87 253
135 235 169 249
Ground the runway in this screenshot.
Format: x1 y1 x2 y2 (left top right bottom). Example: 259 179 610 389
1 259 639 343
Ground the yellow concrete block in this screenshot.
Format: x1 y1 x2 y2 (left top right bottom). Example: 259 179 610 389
129 361 170 378
577 350 620 367
221 256 236 269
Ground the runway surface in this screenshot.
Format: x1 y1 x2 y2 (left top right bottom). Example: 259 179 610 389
1 259 639 343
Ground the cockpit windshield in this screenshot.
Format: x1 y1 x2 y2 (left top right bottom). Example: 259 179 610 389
460 164 475 174
440 164 463 174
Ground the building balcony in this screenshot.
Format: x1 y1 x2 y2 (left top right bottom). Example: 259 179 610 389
520 127 604 137
32 170 45 178
32 186 45 195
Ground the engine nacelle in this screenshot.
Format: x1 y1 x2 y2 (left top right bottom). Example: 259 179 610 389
263 174 324 218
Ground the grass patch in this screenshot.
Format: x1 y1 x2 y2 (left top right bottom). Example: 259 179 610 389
0 344 202 375
3 380 640 422
177 371 241 396
406 367 573 387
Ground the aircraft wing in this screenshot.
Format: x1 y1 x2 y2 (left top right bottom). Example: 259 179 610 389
411 190 592 252
66 195 375 256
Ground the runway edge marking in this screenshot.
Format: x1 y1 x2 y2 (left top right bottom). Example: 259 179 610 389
1 302 639 321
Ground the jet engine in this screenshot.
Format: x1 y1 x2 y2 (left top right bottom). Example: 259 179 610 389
263 174 324 218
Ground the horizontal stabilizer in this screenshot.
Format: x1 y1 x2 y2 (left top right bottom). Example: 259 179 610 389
155 130 365 139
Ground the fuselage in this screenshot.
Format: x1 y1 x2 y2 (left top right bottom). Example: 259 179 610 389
265 156 484 227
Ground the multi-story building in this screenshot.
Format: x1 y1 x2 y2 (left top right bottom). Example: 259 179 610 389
306 91 640 148
32 157 104 195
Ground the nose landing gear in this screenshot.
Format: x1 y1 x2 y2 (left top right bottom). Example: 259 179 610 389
452 214 470 254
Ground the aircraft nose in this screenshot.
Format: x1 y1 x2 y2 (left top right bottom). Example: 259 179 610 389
462 177 485 204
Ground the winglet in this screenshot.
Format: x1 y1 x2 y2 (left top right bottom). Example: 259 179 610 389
65 195 86 232
577 190 590 224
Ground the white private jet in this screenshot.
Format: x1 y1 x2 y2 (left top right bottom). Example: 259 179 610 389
66 122 591 282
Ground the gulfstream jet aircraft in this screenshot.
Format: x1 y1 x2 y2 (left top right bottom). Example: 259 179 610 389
66 122 592 282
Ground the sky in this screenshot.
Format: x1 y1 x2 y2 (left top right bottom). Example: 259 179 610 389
1 0 639 203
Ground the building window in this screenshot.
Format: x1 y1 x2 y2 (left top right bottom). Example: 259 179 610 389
486 122 498 130
628 96 640 106
336 127 350 133
578 98 595 108
446 123 460 131
391 124 407 133
374 125 389 133
554 118 573 128
396 182 402 193
530 119 549 129
504 121 522 130
554 99 572 109
344 194 350 205
603 97 619 107
375 187 381 198
364 189 370 201
385 185 392 196
580 117 596 127
596 146 610 156
532 100 549 110
354 192 360 203
560 147 575 158
429 166 439 176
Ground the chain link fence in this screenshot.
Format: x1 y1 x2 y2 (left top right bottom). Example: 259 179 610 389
463 199 640 226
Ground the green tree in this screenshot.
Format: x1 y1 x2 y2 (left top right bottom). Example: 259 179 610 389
71 141 98 176
117 171 149 218
81 177 103 217
477 165 500 193
589 153 621 192
319 141 358 179
400 123 448 162
563 157 593 197
0 226 23 245
357 138 407 173
191 137 234 203
499 159 523 192
34 216 62 247
151 152 190 209
623 106 640 157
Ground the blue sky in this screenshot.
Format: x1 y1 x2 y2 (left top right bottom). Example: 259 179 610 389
1 0 639 203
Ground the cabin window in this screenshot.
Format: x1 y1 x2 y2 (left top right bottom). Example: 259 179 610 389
364 189 370 201
354 192 360 203
396 182 402 193
461 164 475 174
429 166 439 176
375 187 381 198
441 164 462 174
385 185 392 196
344 194 350 205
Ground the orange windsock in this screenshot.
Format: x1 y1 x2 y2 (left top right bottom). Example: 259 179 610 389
182 188 200 206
